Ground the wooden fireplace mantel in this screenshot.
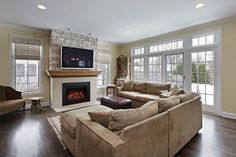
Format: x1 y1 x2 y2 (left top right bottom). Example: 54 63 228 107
45 69 102 78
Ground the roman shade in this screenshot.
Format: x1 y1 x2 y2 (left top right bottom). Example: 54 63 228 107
12 37 42 60
96 49 111 64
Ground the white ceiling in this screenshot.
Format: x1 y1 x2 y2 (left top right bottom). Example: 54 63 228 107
0 0 236 44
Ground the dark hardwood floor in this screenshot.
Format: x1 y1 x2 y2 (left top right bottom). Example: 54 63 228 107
0 107 236 157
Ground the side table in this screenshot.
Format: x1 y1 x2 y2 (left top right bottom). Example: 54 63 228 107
106 84 116 96
28 97 43 112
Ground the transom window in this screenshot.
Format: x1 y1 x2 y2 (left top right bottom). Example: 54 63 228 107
192 34 214 47
148 56 162 83
133 47 144 55
149 40 183 53
12 37 42 93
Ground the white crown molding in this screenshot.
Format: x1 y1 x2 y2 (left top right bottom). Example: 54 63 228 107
0 22 49 34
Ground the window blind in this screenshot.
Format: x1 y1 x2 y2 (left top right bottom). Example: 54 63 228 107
12 37 42 60
96 49 111 64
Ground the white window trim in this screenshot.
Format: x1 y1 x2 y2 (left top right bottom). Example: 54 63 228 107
130 27 222 115
10 34 44 96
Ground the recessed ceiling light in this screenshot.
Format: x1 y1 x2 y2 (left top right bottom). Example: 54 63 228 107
66 28 72 32
37 4 47 10
195 3 205 9
125 30 130 34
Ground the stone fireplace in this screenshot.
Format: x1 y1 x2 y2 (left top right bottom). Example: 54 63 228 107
47 71 101 112
46 29 101 112
62 82 90 106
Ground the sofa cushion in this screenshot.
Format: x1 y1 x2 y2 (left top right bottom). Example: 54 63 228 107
178 92 196 103
60 105 113 138
0 86 5 102
170 85 185 96
147 83 171 95
117 91 142 100
136 94 160 102
88 111 111 128
108 101 158 131
0 99 25 115
158 96 180 113
123 81 133 91
133 82 147 93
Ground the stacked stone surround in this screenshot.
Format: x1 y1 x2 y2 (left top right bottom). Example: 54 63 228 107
49 29 98 70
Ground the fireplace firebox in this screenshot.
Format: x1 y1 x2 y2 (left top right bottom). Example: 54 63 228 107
62 82 90 106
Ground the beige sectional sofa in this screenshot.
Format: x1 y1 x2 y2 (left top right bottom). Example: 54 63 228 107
60 93 202 157
116 81 171 107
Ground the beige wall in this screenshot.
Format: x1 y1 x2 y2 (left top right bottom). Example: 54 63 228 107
0 25 50 102
119 18 236 114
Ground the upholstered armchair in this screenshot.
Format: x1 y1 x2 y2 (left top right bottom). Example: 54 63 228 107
0 85 25 115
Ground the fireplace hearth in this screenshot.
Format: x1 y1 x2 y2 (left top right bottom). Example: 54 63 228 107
62 82 90 106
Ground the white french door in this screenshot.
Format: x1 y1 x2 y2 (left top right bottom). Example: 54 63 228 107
165 53 184 88
191 50 217 113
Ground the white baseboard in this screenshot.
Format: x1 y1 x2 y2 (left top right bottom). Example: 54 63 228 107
221 112 236 120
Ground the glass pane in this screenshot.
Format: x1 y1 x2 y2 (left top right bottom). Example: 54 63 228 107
206 51 214 61
198 84 206 93
172 42 177 49
199 36 206 45
192 38 198 46
191 83 198 93
206 62 214 72
206 95 214 106
198 52 205 62
206 84 214 95
200 94 206 104
206 35 214 44
192 53 198 62
178 41 183 49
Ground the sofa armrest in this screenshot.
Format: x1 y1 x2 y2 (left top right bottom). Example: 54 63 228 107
119 112 169 157
115 86 124 94
168 96 202 157
4 86 22 100
76 118 125 157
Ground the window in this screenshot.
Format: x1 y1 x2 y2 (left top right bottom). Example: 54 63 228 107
97 63 110 86
133 47 144 55
192 34 214 47
12 37 42 93
191 51 214 106
148 56 162 83
133 58 145 81
165 54 184 87
97 49 111 86
149 40 183 53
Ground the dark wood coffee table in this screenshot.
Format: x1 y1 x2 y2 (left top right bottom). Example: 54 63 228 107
101 95 132 109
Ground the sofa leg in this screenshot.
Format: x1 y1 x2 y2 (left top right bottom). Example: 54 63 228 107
23 103 26 111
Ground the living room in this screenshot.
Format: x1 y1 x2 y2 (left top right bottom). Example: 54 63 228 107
0 0 236 157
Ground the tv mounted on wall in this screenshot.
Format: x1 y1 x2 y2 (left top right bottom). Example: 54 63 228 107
61 46 94 69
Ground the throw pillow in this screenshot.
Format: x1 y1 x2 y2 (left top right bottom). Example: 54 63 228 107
88 111 111 128
178 92 196 103
0 86 5 102
146 84 171 95
170 85 185 96
123 81 134 91
158 96 180 113
133 82 147 93
108 101 158 131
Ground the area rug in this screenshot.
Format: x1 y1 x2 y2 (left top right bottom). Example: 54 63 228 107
47 116 67 150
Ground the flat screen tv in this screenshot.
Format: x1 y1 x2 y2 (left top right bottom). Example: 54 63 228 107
61 46 94 69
